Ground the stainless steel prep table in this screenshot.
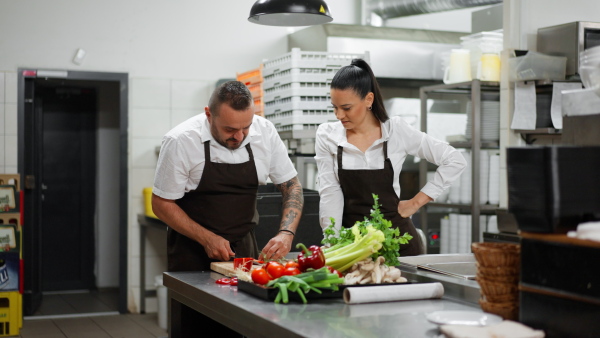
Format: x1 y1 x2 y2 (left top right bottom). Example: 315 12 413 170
163 271 482 338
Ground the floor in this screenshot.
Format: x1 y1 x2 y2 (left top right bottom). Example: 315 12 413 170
15 289 167 338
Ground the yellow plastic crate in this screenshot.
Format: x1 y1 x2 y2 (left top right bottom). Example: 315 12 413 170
0 292 21 336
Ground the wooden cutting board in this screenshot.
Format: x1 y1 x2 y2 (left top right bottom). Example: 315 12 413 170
210 262 237 277
210 261 259 277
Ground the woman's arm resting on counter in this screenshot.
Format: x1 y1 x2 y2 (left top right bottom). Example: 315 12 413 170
151 193 235 261
398 191 433 218
260 176 304 260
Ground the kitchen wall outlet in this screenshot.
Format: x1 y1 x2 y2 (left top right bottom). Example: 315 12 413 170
73 48 86 65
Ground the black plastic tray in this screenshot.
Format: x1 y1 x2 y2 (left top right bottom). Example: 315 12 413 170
238 280 412 302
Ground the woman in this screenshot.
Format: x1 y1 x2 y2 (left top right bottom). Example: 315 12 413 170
315 59 467 256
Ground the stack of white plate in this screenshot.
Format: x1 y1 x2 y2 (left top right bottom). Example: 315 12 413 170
465 101 500 141
580 45 600 97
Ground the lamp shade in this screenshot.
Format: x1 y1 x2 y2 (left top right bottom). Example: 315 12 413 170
248 0 333 27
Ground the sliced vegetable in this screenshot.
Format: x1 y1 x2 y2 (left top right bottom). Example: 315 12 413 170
229 277 238 286
215 278 232 285
296 243 326 272
233 258 253 272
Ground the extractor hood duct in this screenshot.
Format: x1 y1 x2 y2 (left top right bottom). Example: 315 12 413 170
366 0 503 19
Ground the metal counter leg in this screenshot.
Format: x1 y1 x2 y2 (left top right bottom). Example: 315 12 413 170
169 297 242 338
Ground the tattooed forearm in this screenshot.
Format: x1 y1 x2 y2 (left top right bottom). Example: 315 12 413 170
276 176 303 231
276 177 304 211
280 210 299 230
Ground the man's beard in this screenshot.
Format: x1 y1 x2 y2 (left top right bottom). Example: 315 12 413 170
211 122 244 150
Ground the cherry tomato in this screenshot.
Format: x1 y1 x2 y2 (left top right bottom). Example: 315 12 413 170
284 261 300 269
251 268 272 285
215 278 232 285
229 277 238 286
282 266 301 276
327 266 343 277
265 261 285 279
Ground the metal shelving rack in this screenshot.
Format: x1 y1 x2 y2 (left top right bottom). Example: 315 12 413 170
418 80 500 245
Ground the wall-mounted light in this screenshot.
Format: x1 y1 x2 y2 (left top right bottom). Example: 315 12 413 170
248 0 333 27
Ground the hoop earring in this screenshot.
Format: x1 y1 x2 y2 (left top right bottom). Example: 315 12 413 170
368 106 372 110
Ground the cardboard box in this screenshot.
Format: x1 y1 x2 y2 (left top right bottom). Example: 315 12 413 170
0 176 19 192
0 215 19 228
0 226 19 253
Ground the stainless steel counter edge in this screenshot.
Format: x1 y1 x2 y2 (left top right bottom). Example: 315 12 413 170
163 271 483 338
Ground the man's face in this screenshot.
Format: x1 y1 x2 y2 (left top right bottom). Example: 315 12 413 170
206 103 254 150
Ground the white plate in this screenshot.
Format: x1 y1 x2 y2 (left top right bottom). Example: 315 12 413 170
426 310 503 326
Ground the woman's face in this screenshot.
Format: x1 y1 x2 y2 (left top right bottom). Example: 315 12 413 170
330 88 374 130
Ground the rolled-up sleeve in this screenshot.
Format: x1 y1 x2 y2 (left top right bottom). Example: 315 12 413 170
266 121 297 185
153 136 191 200
315 124 344 231
399 118 467 200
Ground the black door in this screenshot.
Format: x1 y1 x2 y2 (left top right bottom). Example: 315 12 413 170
36 84 97 291
20 70 129 315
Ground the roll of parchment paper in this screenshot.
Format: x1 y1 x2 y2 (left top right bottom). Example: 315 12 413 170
343 283 444 304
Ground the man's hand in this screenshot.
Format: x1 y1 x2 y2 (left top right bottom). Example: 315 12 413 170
152 194 234 261
200 232 235 262
260 232 294 260
265 176 303 260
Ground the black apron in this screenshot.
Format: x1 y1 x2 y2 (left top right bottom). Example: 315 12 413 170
338 141 424 256
168 141 260 272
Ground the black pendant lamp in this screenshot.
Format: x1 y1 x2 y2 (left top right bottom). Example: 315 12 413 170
248 0 333 27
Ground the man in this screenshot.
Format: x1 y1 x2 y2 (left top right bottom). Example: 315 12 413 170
152 80 303 272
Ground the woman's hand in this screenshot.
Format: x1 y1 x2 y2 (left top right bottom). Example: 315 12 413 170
398 192 433 218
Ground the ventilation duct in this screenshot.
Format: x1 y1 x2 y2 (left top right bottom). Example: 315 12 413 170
366 0 503 19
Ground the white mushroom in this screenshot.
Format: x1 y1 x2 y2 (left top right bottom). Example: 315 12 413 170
360 261 375 272
372 256 385 283
358 275 372 284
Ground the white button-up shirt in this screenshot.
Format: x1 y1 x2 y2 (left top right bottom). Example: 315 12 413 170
154 113 297 200
315 116 467 230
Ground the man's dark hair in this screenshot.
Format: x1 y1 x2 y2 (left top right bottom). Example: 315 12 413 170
208 81 253 116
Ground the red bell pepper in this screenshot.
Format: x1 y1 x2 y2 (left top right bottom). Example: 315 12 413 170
296 243 326 272
233 257 253 272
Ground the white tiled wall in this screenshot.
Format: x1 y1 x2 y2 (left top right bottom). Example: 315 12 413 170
0 71 19 174
128 77 211 313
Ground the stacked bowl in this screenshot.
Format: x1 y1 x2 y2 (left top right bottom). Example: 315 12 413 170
580 45 600 97
471 242 520 320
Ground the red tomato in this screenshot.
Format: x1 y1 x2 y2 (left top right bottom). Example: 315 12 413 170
284 261 300 269
251 268 272 285
265 261 285 279
282 267 301 276
215 278 232 285
229 277 238 286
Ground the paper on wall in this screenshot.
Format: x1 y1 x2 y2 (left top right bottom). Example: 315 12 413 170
510 81 537 130
550 82 582 129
